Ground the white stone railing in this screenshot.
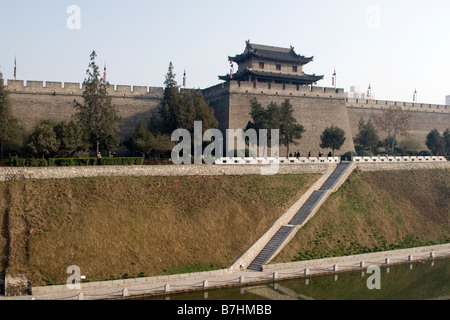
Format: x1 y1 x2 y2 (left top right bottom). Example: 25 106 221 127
352 156 447 163
214 157 341 165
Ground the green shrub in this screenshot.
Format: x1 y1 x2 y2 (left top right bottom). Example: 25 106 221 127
357 150 372 157
341 151 356 161
53 158 75 166
98 157 144 166
10 157 143 167
25 158 48 167
11 157 26 167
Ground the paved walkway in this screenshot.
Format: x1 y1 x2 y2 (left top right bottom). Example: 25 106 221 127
2 244 449 300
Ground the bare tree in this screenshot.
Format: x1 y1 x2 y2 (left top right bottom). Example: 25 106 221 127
373 107 411 153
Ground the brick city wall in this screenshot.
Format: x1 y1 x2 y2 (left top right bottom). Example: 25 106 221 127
4 80 163 143
4 79 450 156
204 81 356 157
346 98 450 149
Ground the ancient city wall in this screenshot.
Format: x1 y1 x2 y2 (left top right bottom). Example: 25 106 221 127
4 80 163 142
346 98 450 149
346 98 450 114
4 79 450 156
204 81 355 157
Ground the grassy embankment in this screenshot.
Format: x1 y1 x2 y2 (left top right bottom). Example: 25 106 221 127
1 169 448 288
272 169 449 263
0 173 319 286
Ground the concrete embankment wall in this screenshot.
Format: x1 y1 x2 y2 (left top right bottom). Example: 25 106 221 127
263 243 450 273
21 243 450 299
1 156 448 182
0 163 332 181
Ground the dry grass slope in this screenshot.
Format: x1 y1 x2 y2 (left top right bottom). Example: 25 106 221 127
0 174 319 286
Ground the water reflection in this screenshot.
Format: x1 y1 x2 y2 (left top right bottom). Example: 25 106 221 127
144 258 449 300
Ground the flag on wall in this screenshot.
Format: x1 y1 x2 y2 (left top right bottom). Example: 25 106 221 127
413 89 417 102
367 84 371 99
230 60 234 79
332 69 336 87
103 63 107 83
14 56 17 79
183 69 186 88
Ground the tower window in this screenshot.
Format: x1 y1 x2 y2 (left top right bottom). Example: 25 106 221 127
276 64 281 71
292 66 298 72
259 62 265 69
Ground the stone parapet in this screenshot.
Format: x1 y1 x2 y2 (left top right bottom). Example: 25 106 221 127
346 98 450 114
214 157 341 164
263 243 450 273
31 269 230 296
353 156 449 171
0 163 333 182
4 79 163 99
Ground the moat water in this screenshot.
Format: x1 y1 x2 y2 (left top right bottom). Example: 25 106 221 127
142 258 449 300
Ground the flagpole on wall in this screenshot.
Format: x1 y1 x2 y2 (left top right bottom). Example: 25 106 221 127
332 68 336 89
230 60 234 80
14 56 17 80
103 62 107 83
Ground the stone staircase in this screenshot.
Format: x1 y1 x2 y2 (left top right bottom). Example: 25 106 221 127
319 161 352 191
288 190 327 226
246 226 296 271
246 161 354 271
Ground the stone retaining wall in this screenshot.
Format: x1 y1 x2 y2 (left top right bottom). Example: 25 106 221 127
0 163 332 181
31 269 230 296
27 243 450 299
1 157 447 182
263 243 450 273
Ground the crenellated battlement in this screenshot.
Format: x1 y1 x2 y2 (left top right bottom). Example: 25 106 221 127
4 79 164 99
346 98 449 114
203 81 449 114
203 81 345 99
202 80 345 100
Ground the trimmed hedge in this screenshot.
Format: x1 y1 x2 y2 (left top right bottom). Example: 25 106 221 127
98 157 144 166
9 157 144 167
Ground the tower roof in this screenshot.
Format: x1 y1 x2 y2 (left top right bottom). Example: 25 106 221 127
219 68 323 84
229 41 314 65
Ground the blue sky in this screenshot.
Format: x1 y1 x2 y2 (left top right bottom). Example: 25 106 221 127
1 0 449 104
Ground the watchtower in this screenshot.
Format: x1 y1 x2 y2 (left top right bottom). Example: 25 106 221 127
219 41 324 86
204 42 355 157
